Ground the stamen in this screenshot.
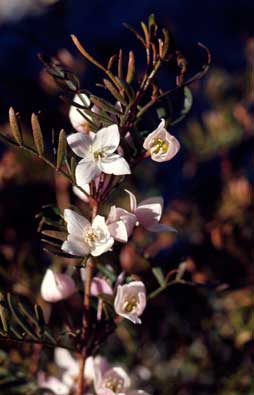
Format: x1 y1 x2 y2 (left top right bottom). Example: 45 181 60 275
93 150 106 160
150 138 169 155
123 296 138 313
105 376 124 393
84 226 98 246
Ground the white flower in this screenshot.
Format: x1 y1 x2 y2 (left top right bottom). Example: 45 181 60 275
54 348 99 388
143 119 180 162
107 205 137 243
69 93 91 133
125 189 175 232
61 209 114 257
40 269 76 303
94 359 130 395
67 124 131 187
114 281 146 324
38 373 70 395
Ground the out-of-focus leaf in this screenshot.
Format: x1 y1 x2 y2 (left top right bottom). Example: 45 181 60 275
103 79 127 106
31 113 44 156
56 129 67 169
152 267 166 287
9 107 23 146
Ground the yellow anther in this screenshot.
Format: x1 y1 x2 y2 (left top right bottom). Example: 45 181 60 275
123 296 138 313
150 138 168 155
105 377 124 393
93 150 106 160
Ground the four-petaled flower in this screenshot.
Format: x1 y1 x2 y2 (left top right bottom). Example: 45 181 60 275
94 359 130 395
40 269 76 303
125 189 175 233
107 205 137 243
143 119 180 162
61 209 114 257
67 124 131 187
114 281 146 324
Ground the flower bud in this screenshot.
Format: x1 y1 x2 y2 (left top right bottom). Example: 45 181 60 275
41 269 76 303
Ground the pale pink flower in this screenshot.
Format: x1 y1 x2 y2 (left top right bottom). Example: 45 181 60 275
91 277 113 296
143 119 180 162
38 372 70 395
67 124 131 187
61 209 114 257
114 281 146 324
40 269 76 303
94 360 130 395
54 348 100 388
125 189 175 232
107 205 137 243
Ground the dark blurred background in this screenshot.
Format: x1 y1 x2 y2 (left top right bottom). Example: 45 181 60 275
0 2 253 395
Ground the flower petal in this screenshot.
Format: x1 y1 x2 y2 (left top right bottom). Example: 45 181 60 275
91 277 113 296
125 189 137 212
100 154 131 175
72 185 90 202
143 119 165 150
135 197 163 230
94 124 120 153
54 348 77 372
40 269 76 303
114 281 146 324
67 132 93 158
69 93 91 132
108 220 128 243
151 133 180 162
62 235 90 257
64 209 90 236
91 237 114 257
76 159 101 186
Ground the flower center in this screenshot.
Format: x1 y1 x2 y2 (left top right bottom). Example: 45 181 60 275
93 149 106 161
84 226 98 246
150 138 169 155
123 296 138 313
105 376 124 393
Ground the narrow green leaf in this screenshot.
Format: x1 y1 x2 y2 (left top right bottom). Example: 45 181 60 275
118 49 123 79
90 95 121 115
148 14 157 33
70 157 77 182
107 54 117 71
115 77 134 101
9 107 23 145
123 23 146 46
141 21 150 46
152 267 166 287
56 129 67 169
96 263 116 282
31 113 44 156
82 106 114 125
126 51 135 84
71 35 107 73
103 79 127 105
0 293 9 333
7 293 38 341
161 28 170 59
41 230 67 241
